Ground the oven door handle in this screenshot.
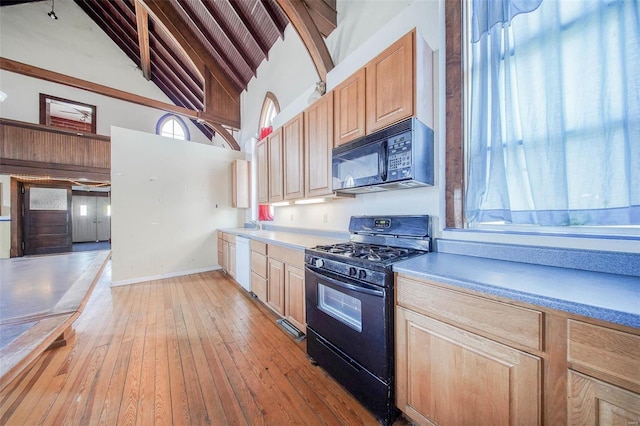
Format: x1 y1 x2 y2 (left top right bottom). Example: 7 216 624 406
306 266 385 297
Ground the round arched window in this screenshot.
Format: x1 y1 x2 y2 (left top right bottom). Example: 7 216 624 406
156 114 190 140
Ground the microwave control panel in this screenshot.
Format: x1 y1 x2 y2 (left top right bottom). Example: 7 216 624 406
387 131 413 180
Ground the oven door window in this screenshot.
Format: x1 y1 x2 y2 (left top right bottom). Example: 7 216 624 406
317 283 362 332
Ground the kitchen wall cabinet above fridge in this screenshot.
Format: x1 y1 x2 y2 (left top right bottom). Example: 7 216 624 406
334 29 434 147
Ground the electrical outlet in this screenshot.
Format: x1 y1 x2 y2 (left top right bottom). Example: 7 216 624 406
323 213 328 223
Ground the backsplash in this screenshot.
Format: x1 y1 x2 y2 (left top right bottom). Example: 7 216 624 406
435 239 640 277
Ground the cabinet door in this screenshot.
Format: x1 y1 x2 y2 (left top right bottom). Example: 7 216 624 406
221 239 229 273
366 31 414 133
229 242 236 278
568 370 640 425
268 128 284 202
267 258 285 315
334 68 366 146
256 139 269 204
396 306 541 426
304 91 334 197
283 113 304 200
232 159 250 208
284 264 306 333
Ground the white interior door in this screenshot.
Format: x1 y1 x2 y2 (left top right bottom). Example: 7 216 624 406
96 196 111 241
72 195 111 242
72 195 97 242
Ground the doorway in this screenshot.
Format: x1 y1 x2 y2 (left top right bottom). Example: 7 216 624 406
22 183 73 255
71 191 111 243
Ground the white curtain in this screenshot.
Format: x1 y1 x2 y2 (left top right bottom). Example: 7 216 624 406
466 0 640 226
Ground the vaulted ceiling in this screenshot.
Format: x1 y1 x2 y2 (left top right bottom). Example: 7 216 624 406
0 0 337 149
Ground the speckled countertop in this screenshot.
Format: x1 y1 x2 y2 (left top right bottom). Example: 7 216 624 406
220 228 344 250
394 252 640 329
220 227 640 329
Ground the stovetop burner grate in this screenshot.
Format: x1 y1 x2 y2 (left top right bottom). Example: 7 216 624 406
313 243 419 263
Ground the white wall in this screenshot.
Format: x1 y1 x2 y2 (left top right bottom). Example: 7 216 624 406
110 127 247 285
0 0 220 146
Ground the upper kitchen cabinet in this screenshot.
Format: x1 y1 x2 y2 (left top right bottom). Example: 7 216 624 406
231 159 250 208
256 139 269 204
268 127 284 203
365 30 434 133
334 69 366 147
305 91 334 197
283 113 305 200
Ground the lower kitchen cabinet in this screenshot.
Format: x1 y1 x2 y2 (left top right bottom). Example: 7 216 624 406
284 264 306 333
251 240 268 302
218 232 236 278
267 258 285 315
568 370 640 425
567 319 640 425
396 306 541 425
395 273 640 425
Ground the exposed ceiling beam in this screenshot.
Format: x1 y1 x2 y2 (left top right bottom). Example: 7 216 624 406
0 57 240 150
305 0 337 38
140 0 241 134
228 1 270 59
134 0 151 80
275 0 334 81
140 0 240 96
201 0 260 75
260 0 286 39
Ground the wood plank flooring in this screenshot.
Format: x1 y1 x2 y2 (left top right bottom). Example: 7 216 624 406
0 263 385 425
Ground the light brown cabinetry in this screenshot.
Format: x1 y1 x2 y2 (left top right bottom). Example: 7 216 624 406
254 243 306 332
283 113 304 200
250 240 267 301
284 264 306 333
366 30 419 133
231 159 250 208
218 232 236 278
334 30 433 144
267 258 285 314
256 139 268 203
333 69 365 147
267 128 283 203
567 320 640 425
396 275 542 425
304 91 334 197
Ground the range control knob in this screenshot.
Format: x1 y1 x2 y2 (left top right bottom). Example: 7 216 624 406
358 269 367 279
348 267 357 277
314 259 324 268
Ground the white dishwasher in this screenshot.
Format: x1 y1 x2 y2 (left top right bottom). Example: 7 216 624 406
235 236 251 292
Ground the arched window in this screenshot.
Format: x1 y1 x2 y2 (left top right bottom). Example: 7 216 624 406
156 114 190 141
257 92 280 221
258 91 280 137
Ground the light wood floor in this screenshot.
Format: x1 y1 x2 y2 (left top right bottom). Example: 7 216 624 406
0 263 384 425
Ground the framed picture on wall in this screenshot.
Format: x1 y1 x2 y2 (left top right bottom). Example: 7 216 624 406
39 94 97 134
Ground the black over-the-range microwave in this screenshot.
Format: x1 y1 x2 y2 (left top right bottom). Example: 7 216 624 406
332 117 434 194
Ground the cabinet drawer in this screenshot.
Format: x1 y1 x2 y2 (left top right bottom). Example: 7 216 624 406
251 251 267 278
222 233 236 243
251 272 267 302
268 244 304 267
568 320 640 387
396 275 543 351
251 240 267 255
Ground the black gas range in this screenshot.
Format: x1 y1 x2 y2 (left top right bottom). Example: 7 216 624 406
305 215 431 425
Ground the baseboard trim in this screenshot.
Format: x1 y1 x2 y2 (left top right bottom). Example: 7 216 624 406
111 265 221 287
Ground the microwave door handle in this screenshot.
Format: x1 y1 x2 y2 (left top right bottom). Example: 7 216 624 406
306 266 385 297
380 140 388 181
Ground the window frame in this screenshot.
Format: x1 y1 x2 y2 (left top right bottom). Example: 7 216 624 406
444 0 638 239
156 113 190 141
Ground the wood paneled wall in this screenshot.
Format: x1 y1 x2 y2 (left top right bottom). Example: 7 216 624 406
0 119 110 181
